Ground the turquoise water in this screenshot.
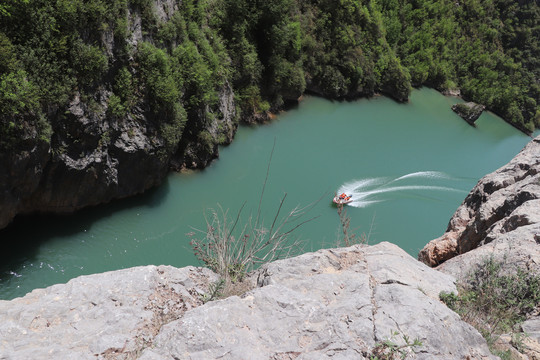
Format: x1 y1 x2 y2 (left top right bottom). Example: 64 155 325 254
0 88 536 300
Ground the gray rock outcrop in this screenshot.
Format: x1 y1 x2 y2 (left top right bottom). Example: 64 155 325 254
0 265 218 359
419 135 540 359
451 102 486 126
0 242 496 359
419 135 540 268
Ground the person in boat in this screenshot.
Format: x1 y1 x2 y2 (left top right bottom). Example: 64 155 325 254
339 193 347 199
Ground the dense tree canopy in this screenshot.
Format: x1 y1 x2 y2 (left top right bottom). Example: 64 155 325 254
0 0 538 151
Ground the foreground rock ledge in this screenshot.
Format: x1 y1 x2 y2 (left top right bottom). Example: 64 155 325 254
0 242 495 359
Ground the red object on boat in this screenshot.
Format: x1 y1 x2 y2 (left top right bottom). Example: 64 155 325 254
333 194 352 204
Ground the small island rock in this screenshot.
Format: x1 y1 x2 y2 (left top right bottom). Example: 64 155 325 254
451 102 486 126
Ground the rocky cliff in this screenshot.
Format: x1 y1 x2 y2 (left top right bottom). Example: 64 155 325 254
2 136 540 359
2 0 539 231
419 135 540 268
0 242 495 359
419 135 540 358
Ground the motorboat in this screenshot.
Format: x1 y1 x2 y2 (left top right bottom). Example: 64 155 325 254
333 193 352 205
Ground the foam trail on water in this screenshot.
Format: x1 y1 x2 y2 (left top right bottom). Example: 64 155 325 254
393 171 451 182
337 177 387 195
349 199 382 208
358 185 464 198
336 171 465 208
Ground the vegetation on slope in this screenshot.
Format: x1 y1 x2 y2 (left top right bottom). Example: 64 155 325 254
0 0 538 155
440 256 540 358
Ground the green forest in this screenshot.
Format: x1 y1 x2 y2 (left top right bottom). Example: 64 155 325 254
1 0 539 154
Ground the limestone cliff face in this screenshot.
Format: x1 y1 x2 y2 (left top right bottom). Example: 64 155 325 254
0 243 496 359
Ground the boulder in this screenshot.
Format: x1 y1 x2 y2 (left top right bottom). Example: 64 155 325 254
141 243 494 359
451 102 485 126
442 88 461 97
0 266 217 359
521 319 540 360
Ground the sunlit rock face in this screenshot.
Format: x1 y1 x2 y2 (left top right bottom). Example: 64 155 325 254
419 135 540 269
0 243 496 359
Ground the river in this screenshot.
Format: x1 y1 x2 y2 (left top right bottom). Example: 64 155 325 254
0 88 536 300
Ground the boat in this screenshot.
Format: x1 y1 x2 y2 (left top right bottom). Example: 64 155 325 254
333 193 352 205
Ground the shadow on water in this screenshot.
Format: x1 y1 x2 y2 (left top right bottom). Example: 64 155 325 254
0 178 171 283
475 111 538 141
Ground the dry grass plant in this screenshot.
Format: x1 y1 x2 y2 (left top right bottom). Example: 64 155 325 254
188 140 319 293
335 203 374 247
189 199 316 283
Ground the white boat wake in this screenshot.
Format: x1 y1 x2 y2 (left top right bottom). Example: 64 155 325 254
337 171 466 208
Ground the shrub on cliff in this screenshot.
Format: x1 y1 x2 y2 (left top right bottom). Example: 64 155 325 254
440 256 540 355
0 70 51 150
137 41 187 152
0 70 39 116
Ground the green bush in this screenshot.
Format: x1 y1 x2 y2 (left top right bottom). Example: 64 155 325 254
0 32 17 73
0 70 39 115
440 256 540 354
107 94 127 118
137 42 180 113
369 330 423 360
71 40 108 86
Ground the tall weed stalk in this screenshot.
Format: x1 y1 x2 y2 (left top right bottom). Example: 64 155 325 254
189 140 319 284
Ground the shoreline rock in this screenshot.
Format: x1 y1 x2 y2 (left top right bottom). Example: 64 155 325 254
442 88 461 97
451 102 485 126
418 135 540 359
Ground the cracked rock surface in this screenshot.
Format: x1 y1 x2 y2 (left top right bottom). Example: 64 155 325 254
140 242 493 359
0 243 495 359
0 266 217 359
